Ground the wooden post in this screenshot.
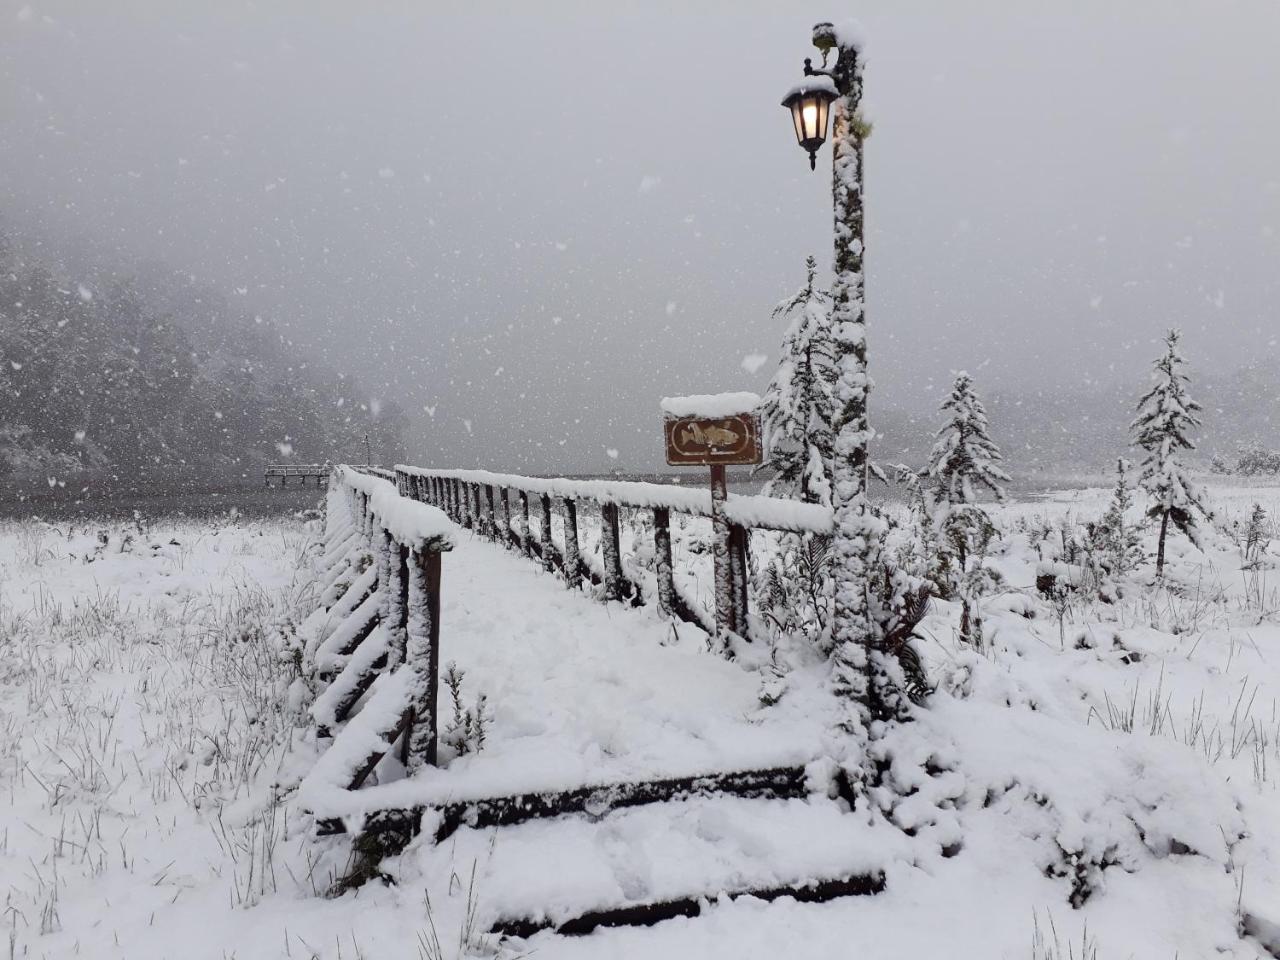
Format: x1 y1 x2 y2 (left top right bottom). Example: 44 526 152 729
485 485 497 541
600 501 624 601
563 498 582 589
395 542 411 665
729 523 750 636
519 491 532 558
460 482 473 529
404 547 442 771
539 493 555 572
710 464 733 644
500 487 512 547
653 506 676 619
474 484 486 536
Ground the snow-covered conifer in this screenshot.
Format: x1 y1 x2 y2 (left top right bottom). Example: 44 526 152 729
926 371 1010 528
924 372 1009 643
759 256 835 506
1130 330 1211 577
1097 457 1144 577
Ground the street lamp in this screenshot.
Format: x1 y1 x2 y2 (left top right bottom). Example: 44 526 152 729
780 61 837 170
782 22 887 736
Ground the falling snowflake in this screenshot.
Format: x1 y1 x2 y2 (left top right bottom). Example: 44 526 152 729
741 353 768 374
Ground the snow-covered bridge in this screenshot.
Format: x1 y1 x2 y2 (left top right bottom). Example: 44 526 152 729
298 465 897 936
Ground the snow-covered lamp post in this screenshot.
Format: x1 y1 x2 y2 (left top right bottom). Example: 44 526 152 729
782 23 886 741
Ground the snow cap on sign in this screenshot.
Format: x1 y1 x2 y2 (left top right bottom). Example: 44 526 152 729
660 392 761 419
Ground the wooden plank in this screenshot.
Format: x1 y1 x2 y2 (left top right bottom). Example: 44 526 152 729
491 872 884 939
317 764 809 845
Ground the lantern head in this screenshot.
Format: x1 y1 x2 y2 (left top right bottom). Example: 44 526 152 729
781 65 837 170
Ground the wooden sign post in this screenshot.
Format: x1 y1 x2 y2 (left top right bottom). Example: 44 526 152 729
661 393 763 645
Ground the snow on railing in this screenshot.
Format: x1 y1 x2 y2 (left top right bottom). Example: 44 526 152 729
302 465 459 810
394 463 833 641
395 466 833 535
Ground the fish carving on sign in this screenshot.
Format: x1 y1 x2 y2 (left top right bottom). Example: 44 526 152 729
680 422 741 449
664 413 762 466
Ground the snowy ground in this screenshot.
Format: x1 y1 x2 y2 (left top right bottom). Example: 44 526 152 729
5 482 1280 958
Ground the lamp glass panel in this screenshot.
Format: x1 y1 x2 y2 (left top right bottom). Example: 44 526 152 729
801 101 819 141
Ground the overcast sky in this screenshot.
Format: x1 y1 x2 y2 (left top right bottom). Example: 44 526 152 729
2 0 1277 472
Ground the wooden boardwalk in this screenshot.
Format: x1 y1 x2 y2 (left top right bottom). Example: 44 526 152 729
264 463 331 487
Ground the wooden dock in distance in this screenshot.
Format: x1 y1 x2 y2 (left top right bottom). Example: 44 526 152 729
265 463 331 487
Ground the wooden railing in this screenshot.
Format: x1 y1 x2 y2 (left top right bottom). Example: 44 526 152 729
265 463 332 487
302 465 456 815
299 464 857 914
395 465 833 642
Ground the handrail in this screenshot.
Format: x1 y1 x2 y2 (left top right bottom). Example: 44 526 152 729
308 465 457 781
393 464 832 642
395 465 833 535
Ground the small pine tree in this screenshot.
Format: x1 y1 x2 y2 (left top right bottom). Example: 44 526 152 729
1130 330 1212 577
1097 457 1144 576
759 256 836 506
925 372 1010 644
1243 503 1269 569
926 372 1011 566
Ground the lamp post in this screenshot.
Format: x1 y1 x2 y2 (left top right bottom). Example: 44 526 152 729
782 22 884 741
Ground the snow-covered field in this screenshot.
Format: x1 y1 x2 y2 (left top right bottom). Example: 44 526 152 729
6 481 1280 958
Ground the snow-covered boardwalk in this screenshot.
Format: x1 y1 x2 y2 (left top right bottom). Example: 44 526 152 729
298 466 898 936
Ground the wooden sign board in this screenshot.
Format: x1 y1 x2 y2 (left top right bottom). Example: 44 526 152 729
664 413 763 466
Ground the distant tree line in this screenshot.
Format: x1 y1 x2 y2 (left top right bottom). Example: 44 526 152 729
0 228 405 490
1210 443 1280 477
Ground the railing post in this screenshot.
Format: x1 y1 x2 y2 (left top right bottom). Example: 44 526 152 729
600 501 624 601
540 492 555 572
563 498 582 589
473 484 485 536
653 506 675 618
729 523 750 637
519 491 532 558
404 547 442 771
462 482 474 529
379 530 409 668
485 485 497 542
711 464 733 645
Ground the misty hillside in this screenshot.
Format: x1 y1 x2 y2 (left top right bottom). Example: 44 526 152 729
0 228 405 492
